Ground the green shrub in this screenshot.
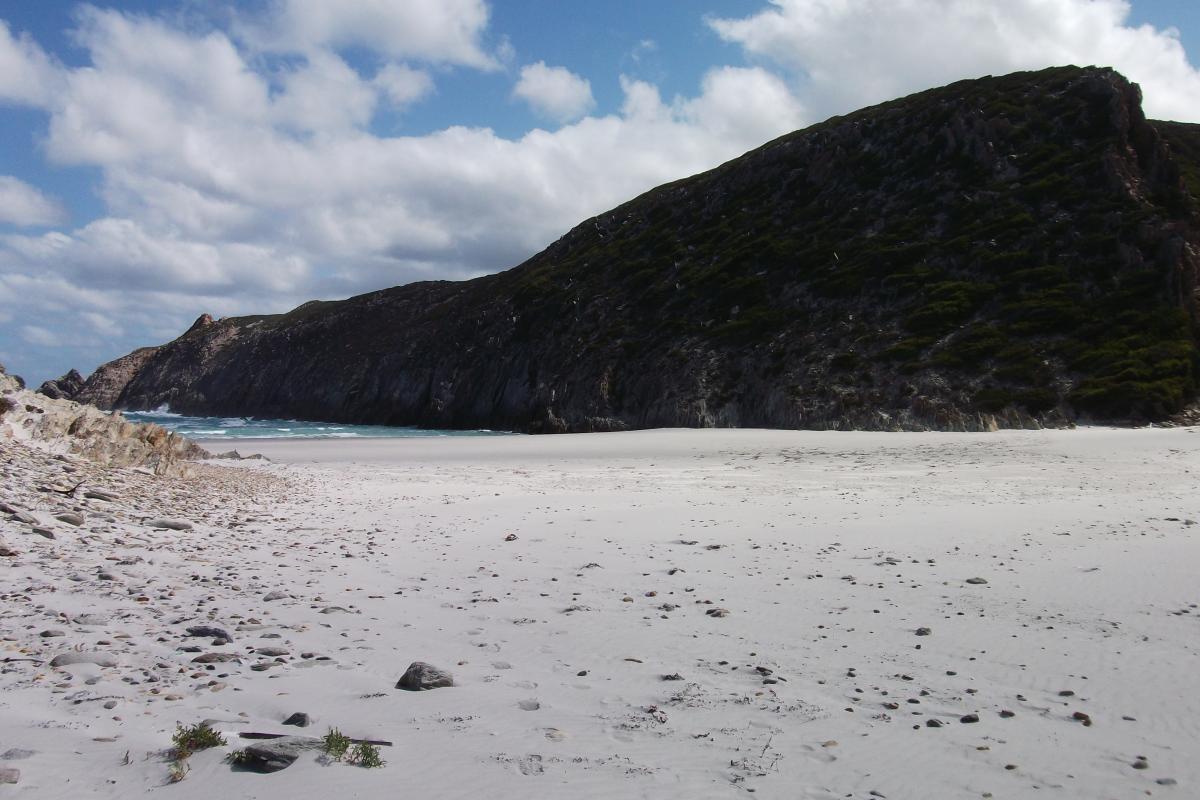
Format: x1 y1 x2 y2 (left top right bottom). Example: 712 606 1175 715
323 728 351 761
346 742 386 768
172 722 225 759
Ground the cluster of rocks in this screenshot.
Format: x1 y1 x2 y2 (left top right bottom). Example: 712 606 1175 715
1 365 206 477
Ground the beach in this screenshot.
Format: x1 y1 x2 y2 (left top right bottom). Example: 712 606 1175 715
2 427 1199 798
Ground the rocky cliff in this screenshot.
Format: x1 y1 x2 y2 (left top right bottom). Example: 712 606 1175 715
80 66 1200 432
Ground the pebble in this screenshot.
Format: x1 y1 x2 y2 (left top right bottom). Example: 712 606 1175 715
282 712 310 727
55 512 84 526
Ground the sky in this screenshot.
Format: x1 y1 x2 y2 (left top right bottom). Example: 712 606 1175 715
1 1 1199 386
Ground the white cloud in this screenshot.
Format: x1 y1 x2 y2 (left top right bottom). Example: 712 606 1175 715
20 325 61 347
513 62 596 123
708 0 1200 122
0 20 61 107
374 64 435 108
272 51 378 132
252 0 497 68
0 176 67 227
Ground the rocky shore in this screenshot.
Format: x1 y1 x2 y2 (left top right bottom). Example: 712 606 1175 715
1 367 206 477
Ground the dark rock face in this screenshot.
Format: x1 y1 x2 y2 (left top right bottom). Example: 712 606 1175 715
37 369 85 400
79 67 1200 432
75 347 159 409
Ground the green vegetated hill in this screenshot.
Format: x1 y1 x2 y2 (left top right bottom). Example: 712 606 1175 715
78 66 1200 432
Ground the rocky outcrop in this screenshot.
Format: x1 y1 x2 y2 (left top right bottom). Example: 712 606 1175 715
79 67 1200 432
0 373 206 476
37 369 85 401
75 347 159 409
0 362 25 390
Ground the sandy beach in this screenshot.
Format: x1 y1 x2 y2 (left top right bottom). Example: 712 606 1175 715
3 427 1199 798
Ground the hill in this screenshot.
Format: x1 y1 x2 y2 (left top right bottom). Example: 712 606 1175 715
76 66 1200 432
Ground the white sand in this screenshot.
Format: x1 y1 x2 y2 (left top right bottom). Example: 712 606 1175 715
2 427 1198 798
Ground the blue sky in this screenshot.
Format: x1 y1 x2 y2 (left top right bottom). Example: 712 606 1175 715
1 0 1198 387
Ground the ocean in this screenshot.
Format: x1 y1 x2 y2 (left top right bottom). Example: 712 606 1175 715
123 408 512 439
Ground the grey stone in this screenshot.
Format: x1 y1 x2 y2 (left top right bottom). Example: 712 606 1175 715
147 518 192 530
50 651 118 668
239 736 323 773
55 512 85 527
0 749 35 760
192 653 241 664
32 527 55 539
396 661 454 691
965 577 988 585
83 489 118 502
0 767 18 785
263 591 288 601
255 647 289 657
282 712 310 727
185 625 232 641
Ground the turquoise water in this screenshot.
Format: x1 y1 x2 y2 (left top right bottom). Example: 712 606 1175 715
123 408 512 439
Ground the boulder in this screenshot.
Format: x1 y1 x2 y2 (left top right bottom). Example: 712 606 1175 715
238 736 323 773
37 369 85 401
396 661 454 691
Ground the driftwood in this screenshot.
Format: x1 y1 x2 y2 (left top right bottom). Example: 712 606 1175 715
237 732 393 746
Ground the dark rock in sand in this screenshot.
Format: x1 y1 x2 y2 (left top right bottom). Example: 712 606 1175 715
282 712 310 727
185 625 232 641
50 652 118 668
396 661 455 691
192 653 241 664
147 518 192 531
239 736 324 773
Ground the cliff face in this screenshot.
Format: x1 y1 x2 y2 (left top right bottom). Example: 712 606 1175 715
75 347 160 409
82 66 1200 432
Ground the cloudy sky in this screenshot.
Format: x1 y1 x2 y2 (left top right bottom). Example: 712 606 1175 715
1 0 1199 385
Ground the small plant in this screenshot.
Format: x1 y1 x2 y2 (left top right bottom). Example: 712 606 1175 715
346 742 386 768
171 722 226 759
225 749 250 766
322 727 351 761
